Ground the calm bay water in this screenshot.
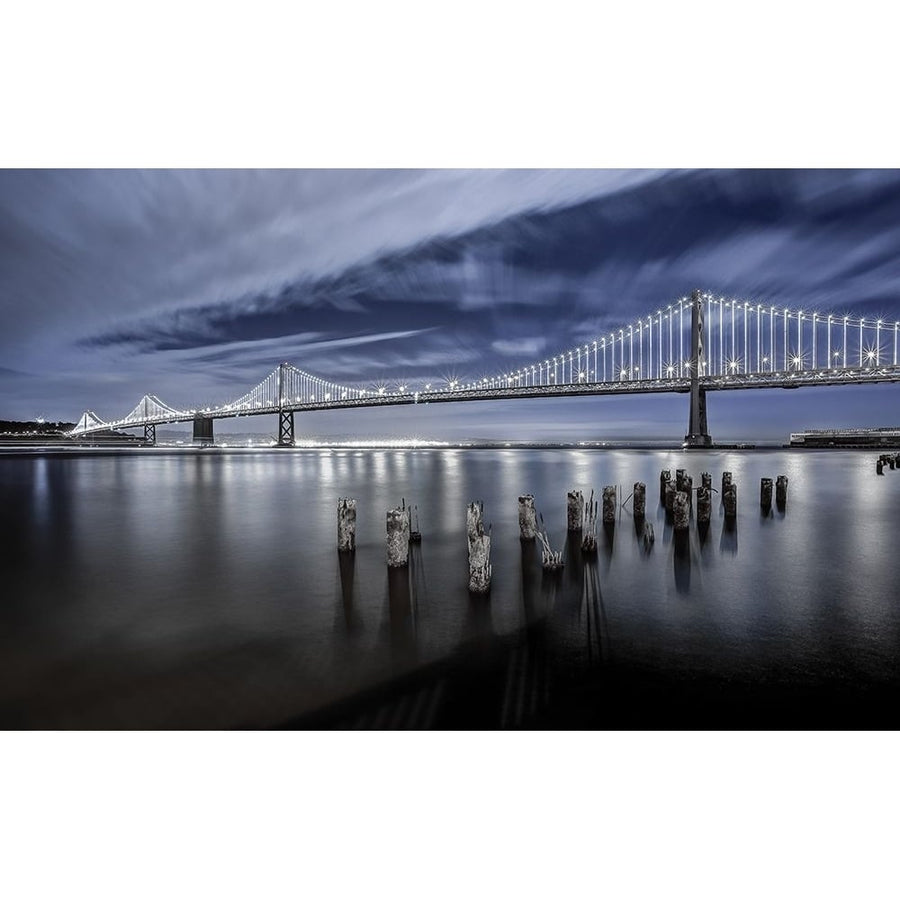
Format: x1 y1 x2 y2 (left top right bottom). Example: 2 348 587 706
1 447 899 728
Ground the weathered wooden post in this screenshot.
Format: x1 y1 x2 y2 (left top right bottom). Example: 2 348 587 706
701 472 712 490
633 482 646 519
697 486 711 524
537 513 564 570
386 506 410 567
602 485 617 525
683 474 693 507
890 456 896 470
673 491 690 532
876 458 885 475
567 490 584 531
723 484 737 519
664 480 676 514
760 477 773 511
581 491 598 553
337 497 357 552
409 504 422 543
675 469 686 492
518 494 537 540
467 501 492 594
642 521 655 547
659 470 672 505
722 471 733 494
776 475 789 507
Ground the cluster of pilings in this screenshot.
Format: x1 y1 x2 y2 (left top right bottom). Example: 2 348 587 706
876 453 900 475
759 475 789 512
661 468 706 531
335 468 794 594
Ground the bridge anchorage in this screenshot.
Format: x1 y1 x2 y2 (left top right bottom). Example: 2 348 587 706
67 290 900 446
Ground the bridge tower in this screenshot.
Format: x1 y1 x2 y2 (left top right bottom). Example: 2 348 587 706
193 415 214 444
141 396 156 445
684 288 713 448
277 361 295 447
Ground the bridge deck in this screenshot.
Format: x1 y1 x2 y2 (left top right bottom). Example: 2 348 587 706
74 365 900 434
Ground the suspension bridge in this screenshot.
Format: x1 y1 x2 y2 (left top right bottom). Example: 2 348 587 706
70 290 900 447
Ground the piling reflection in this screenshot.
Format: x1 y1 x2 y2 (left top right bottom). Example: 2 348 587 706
520 539 541 625
336 550 360 634
385 567 417 667
720 518 738 555
582 559 606 666
673 532 691 595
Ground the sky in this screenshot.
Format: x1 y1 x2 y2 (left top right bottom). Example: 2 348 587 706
2 168 900 441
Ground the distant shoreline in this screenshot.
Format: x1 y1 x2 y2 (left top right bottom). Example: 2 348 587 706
0 440 886 456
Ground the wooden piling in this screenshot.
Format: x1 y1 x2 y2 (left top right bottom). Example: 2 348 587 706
601 485 617 525
337 497 357 552
877 459 884 475
697 486 711 524
675 469 686 492
467 501 492 594
664 480 676 514
673 491 690 531
642 521 655 547
518 494 537 540
581 491 598 553
722 471 733 494
760 478 773 511
723 484 737 519
633 482 646 519
386 506 410 567
659 470 672 505
409 504 422 543
776 475 788 506
701 472 712 490
567 490 584 531
683 474 693 507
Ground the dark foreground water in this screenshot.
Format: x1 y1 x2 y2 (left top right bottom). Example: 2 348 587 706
1 447 899 729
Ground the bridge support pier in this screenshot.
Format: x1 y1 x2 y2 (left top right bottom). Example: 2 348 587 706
193 416 214 445
143 423 156 445
277 410 295 447
685 288 713 448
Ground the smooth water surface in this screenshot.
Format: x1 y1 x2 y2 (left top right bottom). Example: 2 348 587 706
1 448 899 728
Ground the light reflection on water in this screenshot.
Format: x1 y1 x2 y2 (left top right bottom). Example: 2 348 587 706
1 448 899 728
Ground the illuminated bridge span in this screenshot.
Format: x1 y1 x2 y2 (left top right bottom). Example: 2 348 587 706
71 290 900 447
